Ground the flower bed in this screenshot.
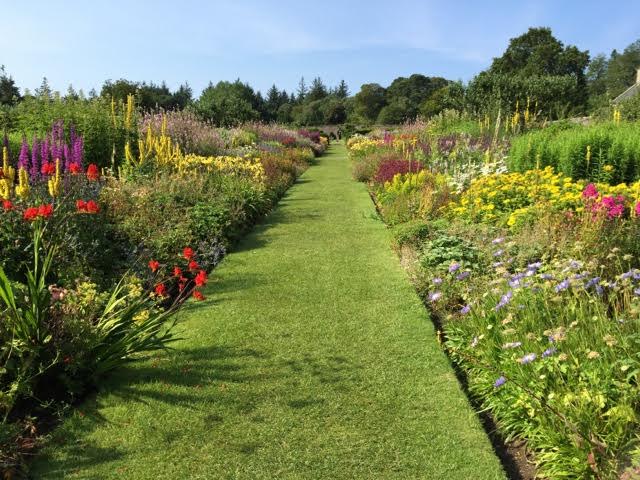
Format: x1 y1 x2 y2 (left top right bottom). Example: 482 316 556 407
349 119 640 478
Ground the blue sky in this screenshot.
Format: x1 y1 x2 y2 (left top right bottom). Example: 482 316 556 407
2 0 639 96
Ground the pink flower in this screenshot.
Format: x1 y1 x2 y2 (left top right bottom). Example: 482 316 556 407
582 183 599 200
635 201 640 217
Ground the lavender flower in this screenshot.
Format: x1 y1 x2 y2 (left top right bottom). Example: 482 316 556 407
494 249 504 257
460 304 471 315
527 262 542 270
542 347 557 358
456 271 470 281
492 237 505 245
555 279 570 293
432 277 443 285
519 353 537 364
634 288 640 297
18 138 29 170
493 376 507 388
448 263 461 273
429 291 442 302
495 290 513 311
584 277 601 289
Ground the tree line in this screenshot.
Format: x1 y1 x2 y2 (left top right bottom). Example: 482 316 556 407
1 27 639 126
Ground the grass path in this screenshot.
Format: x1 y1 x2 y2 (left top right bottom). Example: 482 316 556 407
31 144 505 479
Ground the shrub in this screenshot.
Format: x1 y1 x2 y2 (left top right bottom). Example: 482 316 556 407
373 159 423 184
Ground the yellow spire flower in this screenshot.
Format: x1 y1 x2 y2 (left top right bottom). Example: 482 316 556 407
15 167 30 199
2 146 15 183
48 159 62 197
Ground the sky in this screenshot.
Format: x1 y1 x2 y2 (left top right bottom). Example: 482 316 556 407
1 0 639 97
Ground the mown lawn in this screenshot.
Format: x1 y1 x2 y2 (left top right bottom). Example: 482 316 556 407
30 143 505 479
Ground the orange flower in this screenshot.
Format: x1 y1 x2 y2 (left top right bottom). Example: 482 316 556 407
86 164 100 181
192 290 205 301
195 270 207 286
85 200 100 214
154 283 167 297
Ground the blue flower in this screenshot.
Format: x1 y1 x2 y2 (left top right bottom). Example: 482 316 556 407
493 376 507 388
542 347 557 358
519 353 537 364
456 271 471 281
460 304 471 315
555 279 570 293
495 290 513 311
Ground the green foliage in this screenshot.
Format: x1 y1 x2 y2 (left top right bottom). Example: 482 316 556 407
196 80 261 127
353 83 387 124
509 122 640 183
419 233 482 272
467 72 582 118
391 220 431 247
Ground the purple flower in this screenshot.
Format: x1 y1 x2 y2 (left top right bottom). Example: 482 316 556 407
542 347 557 358
30 137 40 180
634 288 640 297
555 279 570 293
494 249 504 257
460 304 471 315
432 277 443 285
539 273 554 281
429 291 442 302
495 290 513 311
519 353 537 364
527 262 542 270
18 138 29 170
456 271 471 281
449 263 461 273
585 277 601 289
621 270 638 280
492 237 505 245
493 376 507 388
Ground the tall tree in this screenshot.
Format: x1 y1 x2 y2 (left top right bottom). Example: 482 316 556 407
307 77 328 102
0 66 20 105
296 77 308 103
335 79 349 99
353 83 387 123
605 40 640 97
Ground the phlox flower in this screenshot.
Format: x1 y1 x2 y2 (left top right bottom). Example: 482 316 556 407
582 183 599 200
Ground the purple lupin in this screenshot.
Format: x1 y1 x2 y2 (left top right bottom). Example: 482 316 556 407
30 136 40 180
18 138 29 170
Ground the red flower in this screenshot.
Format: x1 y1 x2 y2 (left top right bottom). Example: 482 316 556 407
76 199 87 212
188 260 200 271
183 247 194 260
86 164 100 181
85 200 100 214
23 207 39 221
41 162 55 175
63 355 73 365
192 290 205 301
173 266 182 277
38 204 54 218
195 270 207 287
148 259 160 272
154 283 167 297
2 200 13 211
69 162 82 174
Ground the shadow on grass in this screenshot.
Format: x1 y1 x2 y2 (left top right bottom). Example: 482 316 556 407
34 346 361 477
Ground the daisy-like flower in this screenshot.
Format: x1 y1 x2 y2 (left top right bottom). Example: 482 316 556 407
429 291 442 302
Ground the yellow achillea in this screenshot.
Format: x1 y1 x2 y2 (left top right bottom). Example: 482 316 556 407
447 166 640 228
48 159 62 198
15 167 30 199
179 154 266 184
